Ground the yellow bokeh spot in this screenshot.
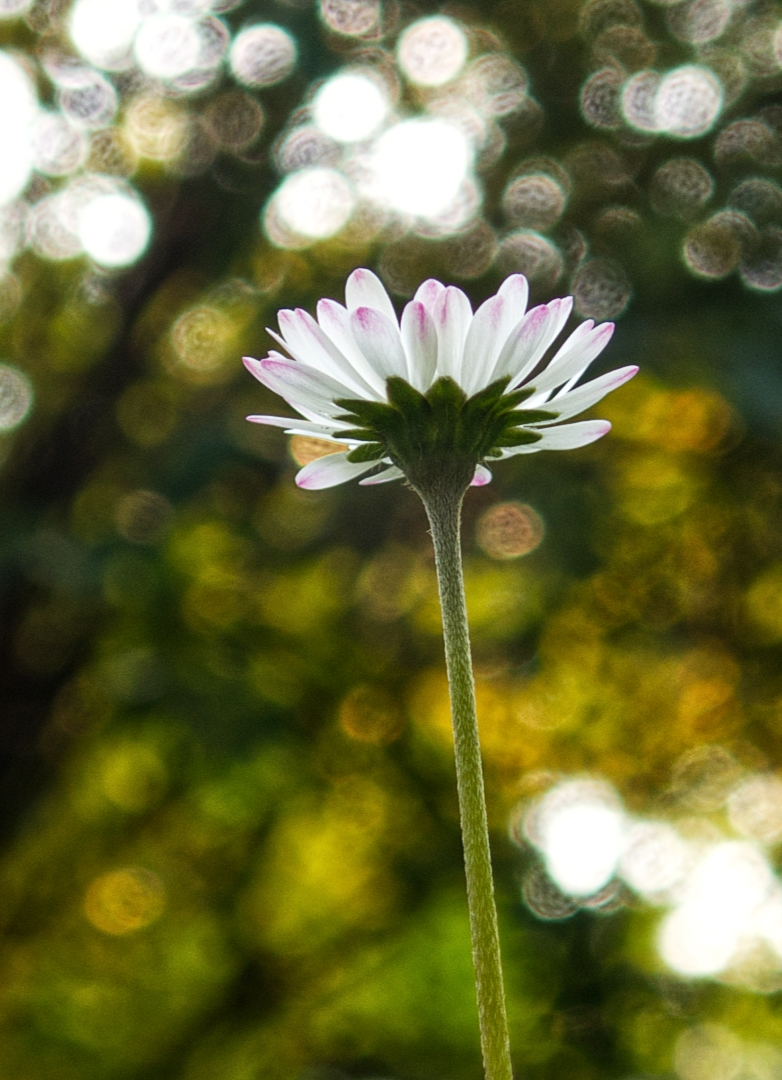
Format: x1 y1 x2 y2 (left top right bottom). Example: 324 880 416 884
125 96 189 161
99 741 167 813
183 568 250 630
170 305 239 378
355 544 431 621
258 549 357 634
746 564 782 643
677 677 739 737
616 452 698 524
339 684 406 744
168 520 251 579
289 435 347 466
83 868 166 935
602 374 733 452
243 777 400 952
412 559 541 641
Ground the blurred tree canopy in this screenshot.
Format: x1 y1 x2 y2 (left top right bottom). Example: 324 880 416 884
3 0 782 1078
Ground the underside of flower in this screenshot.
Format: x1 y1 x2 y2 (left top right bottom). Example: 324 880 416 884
335 374 555 493
243 268 638 491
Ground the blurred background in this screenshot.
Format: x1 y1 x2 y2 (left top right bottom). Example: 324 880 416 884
2 0 782 1077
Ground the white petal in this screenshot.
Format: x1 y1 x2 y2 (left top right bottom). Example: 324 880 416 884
349 306 409 380
295 451 375 489
245 356 351 419
414 277 445 313
345 268 397 323
316 299 386 396
246 413 341 434
400 301 438 391
471 464 493 486
503 419 612 455
432 285 472 382
490 298 571 388
276 308 380 399
498 273 530 313
533 366 638 424
529 321 614 400
460 295 507 396
359 464 405 485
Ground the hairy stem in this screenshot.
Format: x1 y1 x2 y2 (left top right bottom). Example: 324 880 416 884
418 479 513 1080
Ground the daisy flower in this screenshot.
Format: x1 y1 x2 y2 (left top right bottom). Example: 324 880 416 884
243 268 636 492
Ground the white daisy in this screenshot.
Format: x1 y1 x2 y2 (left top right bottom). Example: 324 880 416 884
243 268 637 491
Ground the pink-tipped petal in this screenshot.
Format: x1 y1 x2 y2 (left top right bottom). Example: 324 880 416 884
534 365 638 424
470 464 493 486
345 268 397 323
295 451 376 489
349 306 409 380
531 419 611 451
316 298 386 396
400 300 438 391
359 464 405 485
461 295 507 396
490 303 550 383
433 285 472 382
498 273 530 315
530 321 615 398
491 297 575 389
250 356 351 419
414 277 445 314
277 308 381 399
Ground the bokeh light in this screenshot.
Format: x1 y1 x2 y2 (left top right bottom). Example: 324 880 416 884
397 16 468 88
0 52 37 206
313 71 388 143
651 157 714 219
572 257 632 318
229 24 297 87
0 0 33 15
30 112 88 177
83 868 166 935
525 780 627 897
476 502 545 560
728 776 782 845
654 66 723 138
320 0 381 37
658 842 780 977
134 14 204 81
0 363 33 430
78 191 151 267
267 166 355 243
503 173 567 230
619 821 692 898
369 118 471 218
675 1024 744 1080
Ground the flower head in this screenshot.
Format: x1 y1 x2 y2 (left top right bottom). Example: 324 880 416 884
244 269 637 491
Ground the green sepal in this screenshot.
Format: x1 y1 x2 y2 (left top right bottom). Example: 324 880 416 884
494 429 543 448
464 376 511 409
513 408 559 424
386 376 430 416
499 385 537 410
425 376 468 411
334 398 397 426
346 442 385 463
332 428 378 441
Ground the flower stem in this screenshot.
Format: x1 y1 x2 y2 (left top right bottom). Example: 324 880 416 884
417 479 513 1080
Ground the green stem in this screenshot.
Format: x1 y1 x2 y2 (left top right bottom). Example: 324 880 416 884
417 479 513 1080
